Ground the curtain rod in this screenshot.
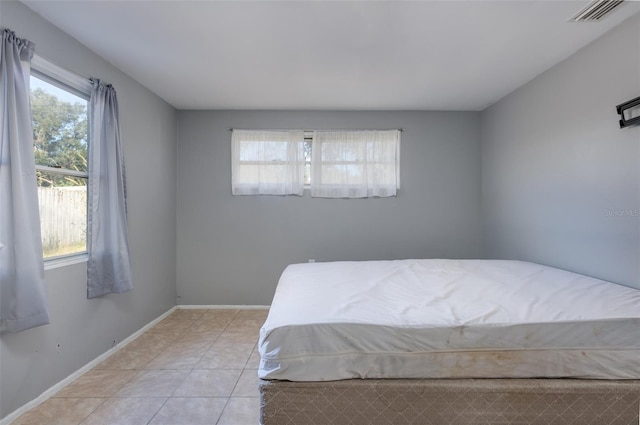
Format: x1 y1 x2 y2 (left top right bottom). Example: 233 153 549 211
228 128 405 132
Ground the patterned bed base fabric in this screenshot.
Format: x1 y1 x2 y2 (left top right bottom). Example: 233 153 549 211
259 379 640 425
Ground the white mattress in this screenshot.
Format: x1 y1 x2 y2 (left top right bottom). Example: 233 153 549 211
258 259 640 381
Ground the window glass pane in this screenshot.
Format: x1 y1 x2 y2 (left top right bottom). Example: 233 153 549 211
31 74 89 259
304 139 312 185
30 76 88 172
36 171 87 258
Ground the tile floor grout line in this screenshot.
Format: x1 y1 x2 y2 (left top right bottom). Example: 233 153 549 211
144 395 171 425
214 311 252 425
216 396 234 425
84 397 110 424
243 342 259 369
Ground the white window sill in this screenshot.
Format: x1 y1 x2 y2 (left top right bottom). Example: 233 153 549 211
44 253 88 271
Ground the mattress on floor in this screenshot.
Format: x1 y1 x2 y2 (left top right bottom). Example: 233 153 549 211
258 259 640 381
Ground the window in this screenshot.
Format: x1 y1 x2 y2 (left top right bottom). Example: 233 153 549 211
311 130 400 198
30 61 91 260
232 130 306 195
232 129 400 198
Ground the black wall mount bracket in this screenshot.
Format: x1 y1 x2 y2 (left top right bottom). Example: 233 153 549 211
616 96 640 129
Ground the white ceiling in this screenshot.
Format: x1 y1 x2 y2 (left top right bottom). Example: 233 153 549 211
21 0 640 111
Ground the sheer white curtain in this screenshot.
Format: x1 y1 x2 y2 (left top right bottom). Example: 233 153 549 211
0 29 51 332
87 80 133 298
311 130 400 198
232 130 305 196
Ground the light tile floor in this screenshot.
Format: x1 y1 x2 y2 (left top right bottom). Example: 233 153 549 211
12 309 265 425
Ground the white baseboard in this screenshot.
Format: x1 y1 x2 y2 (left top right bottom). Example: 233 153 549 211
0 306 177 425
178 305 270 310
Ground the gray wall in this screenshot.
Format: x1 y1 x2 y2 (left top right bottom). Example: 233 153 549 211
1 2 178 419
481 14 640 289
177 111 482 305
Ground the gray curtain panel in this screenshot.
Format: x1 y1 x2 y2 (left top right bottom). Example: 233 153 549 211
0 29 51 332
87 80 133 298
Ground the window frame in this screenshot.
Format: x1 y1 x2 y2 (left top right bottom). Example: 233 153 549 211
30 56 92 268
310 130 401 198
231 129 307 195
232 129 401 195
303 132 313 187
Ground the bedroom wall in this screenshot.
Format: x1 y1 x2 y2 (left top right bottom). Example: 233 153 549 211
481 13 640 289
0 2 178 420
177 110 482 305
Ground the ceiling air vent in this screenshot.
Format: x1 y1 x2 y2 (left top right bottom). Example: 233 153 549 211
570 0 625 22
